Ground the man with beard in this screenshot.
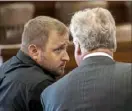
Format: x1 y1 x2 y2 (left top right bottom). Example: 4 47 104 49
0 16 70 111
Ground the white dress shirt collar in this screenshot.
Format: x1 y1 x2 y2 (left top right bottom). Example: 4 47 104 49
83 52 113 60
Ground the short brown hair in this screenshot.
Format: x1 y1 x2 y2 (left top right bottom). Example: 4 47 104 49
21 16 68 52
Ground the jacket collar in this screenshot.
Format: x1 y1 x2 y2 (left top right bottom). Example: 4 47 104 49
16 50 56 79
16 50 37 65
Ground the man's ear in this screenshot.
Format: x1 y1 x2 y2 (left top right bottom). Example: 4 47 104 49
76 42 82 56
28 44 39 60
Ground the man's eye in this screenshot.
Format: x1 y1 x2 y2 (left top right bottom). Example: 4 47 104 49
54 46 67 53
56 48 62 51
54 48 63 52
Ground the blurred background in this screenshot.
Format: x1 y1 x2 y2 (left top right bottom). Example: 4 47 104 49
0 1 131 74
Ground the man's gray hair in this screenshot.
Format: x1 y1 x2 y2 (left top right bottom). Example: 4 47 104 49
70 8 117 52
21 16 68 52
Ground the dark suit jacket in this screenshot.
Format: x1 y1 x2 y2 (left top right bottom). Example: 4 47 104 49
0 50 55 111
41 56 132 111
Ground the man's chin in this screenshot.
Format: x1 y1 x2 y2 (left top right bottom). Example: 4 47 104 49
55 70 65 79
58 70 65 76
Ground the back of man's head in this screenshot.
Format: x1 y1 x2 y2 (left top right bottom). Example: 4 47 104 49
70 8 117 52
21 16 68 53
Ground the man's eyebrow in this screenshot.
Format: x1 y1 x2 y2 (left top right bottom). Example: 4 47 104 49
56 43 66 48
66 41 71 45
60 41 70 46
55 43 69 49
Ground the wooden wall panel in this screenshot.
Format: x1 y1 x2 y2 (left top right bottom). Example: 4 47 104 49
33 1 55 17
0 2 131 74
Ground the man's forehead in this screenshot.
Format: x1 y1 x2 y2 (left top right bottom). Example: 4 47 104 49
46 37 69 48
54 39 69 47
50 31 69 41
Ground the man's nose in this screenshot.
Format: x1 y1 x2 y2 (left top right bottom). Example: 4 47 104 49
62 51 70 62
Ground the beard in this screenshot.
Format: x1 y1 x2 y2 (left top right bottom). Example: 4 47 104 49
40 61 65 79
50 66 65 77
39 54 65 79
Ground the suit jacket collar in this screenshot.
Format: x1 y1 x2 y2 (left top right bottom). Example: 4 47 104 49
80 56 115 66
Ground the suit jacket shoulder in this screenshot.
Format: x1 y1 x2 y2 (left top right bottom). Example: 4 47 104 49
42 56 132 111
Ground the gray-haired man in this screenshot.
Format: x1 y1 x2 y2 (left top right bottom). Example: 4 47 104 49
41 8 132 111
